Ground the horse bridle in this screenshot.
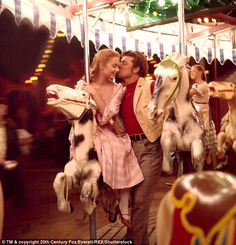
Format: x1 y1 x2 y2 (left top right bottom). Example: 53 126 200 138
66 97 94 122
154 61 182 110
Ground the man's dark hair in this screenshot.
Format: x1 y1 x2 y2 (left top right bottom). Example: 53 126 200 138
121 50 149 77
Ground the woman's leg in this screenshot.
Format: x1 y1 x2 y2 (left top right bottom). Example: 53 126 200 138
118 188 130 220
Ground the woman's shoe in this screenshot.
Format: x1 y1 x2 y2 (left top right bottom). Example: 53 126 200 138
120 215 132 229
108 204 119 223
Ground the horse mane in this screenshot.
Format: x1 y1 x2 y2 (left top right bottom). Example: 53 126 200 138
164 53 189 68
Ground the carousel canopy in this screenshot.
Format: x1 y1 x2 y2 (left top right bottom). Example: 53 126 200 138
1 0 236 65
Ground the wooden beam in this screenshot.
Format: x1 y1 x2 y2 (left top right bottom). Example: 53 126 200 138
211 13 236 25
188 23 232 41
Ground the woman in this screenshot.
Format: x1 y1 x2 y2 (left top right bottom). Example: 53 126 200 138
189 65 217 165
80 49 144 227
189 64 210 130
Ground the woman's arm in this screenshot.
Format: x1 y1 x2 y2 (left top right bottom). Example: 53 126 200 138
189 87 198 97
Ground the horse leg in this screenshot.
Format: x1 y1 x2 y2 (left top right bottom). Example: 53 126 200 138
80 160 101 215
191 139 204 172
217 132 227 159
53 172 73 213
161 133 174 174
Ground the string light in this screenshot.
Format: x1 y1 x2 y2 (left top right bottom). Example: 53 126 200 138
24 31 67 84
24 38 55 84
197 17 218 25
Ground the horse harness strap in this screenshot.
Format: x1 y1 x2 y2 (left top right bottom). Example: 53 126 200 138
67 98 93 121
163 73 182 109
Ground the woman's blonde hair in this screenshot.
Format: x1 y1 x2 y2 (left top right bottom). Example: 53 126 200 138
192 64 207 81
89 49 120 82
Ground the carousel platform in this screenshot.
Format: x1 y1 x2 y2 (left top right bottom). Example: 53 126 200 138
2 157 174 242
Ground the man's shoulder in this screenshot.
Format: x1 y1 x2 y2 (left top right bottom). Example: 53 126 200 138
137 77 154 87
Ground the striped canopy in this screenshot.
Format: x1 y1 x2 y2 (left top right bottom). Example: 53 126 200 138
1 0 236 65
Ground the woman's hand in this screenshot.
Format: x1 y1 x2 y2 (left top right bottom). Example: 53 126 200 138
82 83 97 97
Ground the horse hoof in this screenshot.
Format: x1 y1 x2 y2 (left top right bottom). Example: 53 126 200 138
69 202 74 213
108 205 119 223
108 211 118 223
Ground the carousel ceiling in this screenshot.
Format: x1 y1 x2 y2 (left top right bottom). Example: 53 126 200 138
1 0 236 83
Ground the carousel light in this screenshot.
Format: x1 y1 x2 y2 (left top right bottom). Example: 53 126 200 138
158 0 166 7
35 68 43 72
153 11 158 17
34 73 42 76
212 18 217 24
25 37 54 85
47 39 55 44
38 64 46 68
56 32 66 37
203 17 209 23
197 18 202 24
46 44 54 49
30 76 38 81
42 54 50 59
40 59 48 64
44 49 52 54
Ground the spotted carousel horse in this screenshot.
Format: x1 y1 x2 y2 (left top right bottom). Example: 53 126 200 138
208 81 236 162
148 54 204 174
156 171 236 245
46 84 102 215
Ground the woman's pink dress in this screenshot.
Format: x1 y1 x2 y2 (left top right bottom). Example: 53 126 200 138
94 83 144 190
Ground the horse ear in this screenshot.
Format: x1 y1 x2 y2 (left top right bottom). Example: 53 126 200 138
75 79 85 90
179 55 189 68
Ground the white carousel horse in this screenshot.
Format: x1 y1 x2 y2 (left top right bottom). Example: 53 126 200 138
208 81 236 161
46 84 102 215
148 54 204 174
156 171 236 245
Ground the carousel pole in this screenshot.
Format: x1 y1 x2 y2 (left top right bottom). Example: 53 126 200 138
178 0 186 55
82 0 97 240
213 34 220 131
83 0 90 83
177 0 186 176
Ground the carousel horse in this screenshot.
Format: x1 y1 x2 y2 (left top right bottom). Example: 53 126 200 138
148 54 204 174
156 171 236 245
46 84 102 215
208 81 236 162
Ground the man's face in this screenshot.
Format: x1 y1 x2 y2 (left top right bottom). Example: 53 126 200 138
117 56 135 79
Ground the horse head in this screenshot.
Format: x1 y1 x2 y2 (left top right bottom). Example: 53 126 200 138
208 81 236 100
148 53 189 120
46 84 96 120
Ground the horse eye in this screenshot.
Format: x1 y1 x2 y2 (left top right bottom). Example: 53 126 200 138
82 93 86 96
173 77 178 81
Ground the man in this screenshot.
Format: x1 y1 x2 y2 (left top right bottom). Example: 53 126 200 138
118 51 163 244
0 97 25 207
